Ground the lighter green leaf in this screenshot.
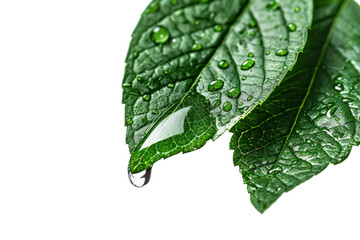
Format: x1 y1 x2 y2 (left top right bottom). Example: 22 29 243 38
230 0 360 213
123 0 313 173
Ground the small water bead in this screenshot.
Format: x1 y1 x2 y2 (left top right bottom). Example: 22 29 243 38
145 2 160 13
163 70 169 75
223 101 232 112
249 20 257 28
275 49 289 56
168 83 175 88
335 116 341 121
137 76 143 81
247 96 253 101
151 26 170 44
142 94 151 101
218 60 229 69
152 109 159 115
171 0 177 4
250 31 256 37
266 50 271 55
287 23 297 32
192 43 203 51
211 100 221 110
175 9 184 16
133 52 139 57
242 76 247 80
274 24 279 29
334 83 344 92
239 102 244 106
126 118 133 125
248 53 254 57
122 83 131 87
227 88 241 98
208 80 224 91
241 59 255 70
268 166 283 174
266 0 280 11
213 25 223 32
294 7 301 12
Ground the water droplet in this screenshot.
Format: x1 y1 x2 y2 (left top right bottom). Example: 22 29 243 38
266 50 271 55
142 94 151 101
287 23 297 32
152 109 159 115
250 31 256 37
151 26 170 44
249 20 257 28
213 25 223 32
268 166 283 174
211 100 221 110
175 9 184 16
241 59 255 70
275 49 289 56
266 1 279 10
334 83 344 92
128 167 152 188
163 70 169 75
294 6 301 12
137 76 143 81
223 101 232 112
239 102 244 106
168 83 175 88
192 43 203 51
194 20 200 26
171 0 177 4
208 80 224 91
335 116 341 121
274 24 279 29
218 60 229 69
145 2 160 13
247 96 253 101
133 52 139 57
227 88 241 98
248 53 254 57
126 118 133 125
123 83 131 87
242 76 247 80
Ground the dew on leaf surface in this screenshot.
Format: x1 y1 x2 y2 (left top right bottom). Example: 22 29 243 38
151 26 170 44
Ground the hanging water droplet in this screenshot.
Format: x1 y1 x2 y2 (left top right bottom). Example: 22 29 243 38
208 80 224 91
151 26 170 44
192 43 203 51
145 2 160 13
128 167 152 188
247 96 253 101
213 25 223 32
248 53 254 57
211 100 221 110
294 7 301 12
122 83 131 87
227 87 241 98
218 60 229 69
249 20 257 28
266 1 279 10
275 49 289 56
223 101 232 112
142 94 151 101
168 83 175 88
241 59 255 70
287 23 297 32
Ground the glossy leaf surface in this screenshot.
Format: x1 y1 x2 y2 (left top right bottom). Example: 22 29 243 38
230 0 360 213
123 0 313 173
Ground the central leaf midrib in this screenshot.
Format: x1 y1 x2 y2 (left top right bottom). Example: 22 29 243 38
264 0 350 190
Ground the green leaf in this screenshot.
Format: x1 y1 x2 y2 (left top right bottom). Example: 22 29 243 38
123 0 313 173
230 0 360 213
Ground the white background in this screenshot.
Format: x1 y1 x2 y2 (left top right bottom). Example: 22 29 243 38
1 0 359 239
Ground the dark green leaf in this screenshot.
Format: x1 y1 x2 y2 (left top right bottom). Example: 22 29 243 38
123 0 313 173
230 0 360 213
